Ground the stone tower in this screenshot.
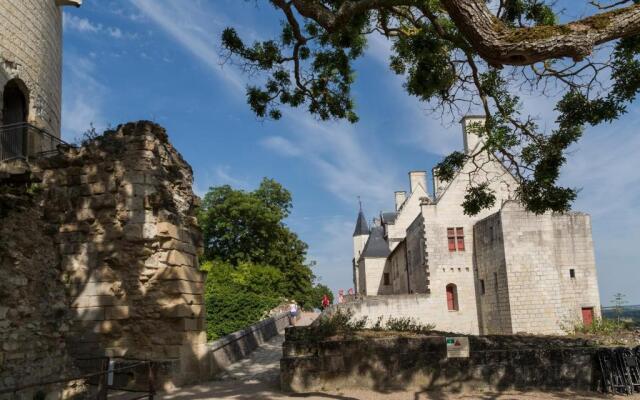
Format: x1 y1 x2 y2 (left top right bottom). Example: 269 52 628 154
353 207 369 261
352 206 369 293
0 0 81 138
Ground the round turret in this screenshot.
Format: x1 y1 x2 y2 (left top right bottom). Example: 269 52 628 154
0 0 81 138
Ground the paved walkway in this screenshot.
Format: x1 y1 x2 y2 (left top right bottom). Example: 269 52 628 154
214 333 285 384
159 312 640 399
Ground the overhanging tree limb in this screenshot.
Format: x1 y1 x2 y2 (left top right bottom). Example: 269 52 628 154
284 0 640 66
441 0 640 65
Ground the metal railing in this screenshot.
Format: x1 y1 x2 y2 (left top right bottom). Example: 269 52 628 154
0 358 156 400
0 122 71 163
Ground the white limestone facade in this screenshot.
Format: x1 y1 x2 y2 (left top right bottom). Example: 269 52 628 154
0 0 81 137
347 116 601 335
474 201 601 334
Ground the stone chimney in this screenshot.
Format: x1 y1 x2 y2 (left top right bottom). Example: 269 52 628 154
432 168 442 198
409 171 428 194
461 115 486 154
394 191 406 211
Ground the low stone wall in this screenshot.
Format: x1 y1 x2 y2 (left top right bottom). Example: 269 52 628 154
203 312 290 374
281 328 602 393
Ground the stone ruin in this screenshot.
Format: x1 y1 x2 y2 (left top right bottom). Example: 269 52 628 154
0 121 210 396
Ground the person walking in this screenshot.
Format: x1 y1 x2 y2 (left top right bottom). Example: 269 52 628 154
321 294 330 310
289 301 298 326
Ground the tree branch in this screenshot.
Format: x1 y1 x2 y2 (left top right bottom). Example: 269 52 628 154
285 0 640 67
440 0 640 66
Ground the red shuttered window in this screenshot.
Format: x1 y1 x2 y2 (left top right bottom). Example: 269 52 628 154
447 227 465 251
447 228 456 251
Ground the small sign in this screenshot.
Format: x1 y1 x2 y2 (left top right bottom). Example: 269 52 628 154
445 336 469 358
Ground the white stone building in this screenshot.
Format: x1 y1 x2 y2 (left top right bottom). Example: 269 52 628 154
348 116 601 335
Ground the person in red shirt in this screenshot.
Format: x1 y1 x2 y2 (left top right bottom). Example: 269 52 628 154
321 294 330 310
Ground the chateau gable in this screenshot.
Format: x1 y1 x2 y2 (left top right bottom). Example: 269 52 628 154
429 116 518 211
385 172 429 250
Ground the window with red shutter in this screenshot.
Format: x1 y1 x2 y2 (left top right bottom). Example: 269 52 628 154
447 228 456 251
456 227 465 251
446 227 465 251
446 284 458 311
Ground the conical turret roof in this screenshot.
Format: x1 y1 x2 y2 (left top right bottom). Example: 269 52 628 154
353 210 369 237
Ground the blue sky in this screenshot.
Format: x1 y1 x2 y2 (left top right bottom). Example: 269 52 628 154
61 1 639 305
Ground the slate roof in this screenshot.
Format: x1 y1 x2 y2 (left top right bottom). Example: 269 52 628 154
360 226 390 258
353 210 370 236
381 212 398 225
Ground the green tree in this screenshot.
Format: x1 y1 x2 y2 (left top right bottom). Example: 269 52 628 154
198 178 314 306
612 292 628 323
222 0 640 215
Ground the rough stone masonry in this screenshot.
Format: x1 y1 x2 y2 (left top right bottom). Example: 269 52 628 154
0 121 208 394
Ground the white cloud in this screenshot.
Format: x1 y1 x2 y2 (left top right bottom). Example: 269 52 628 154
193 165 251 197
107 27 124 39
261 136 303 157
266 111 399 211
63 12 129 39
128 0 245 92
63 13 101 33
61 53 108 142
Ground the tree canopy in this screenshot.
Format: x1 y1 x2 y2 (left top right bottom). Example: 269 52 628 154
198 178 319 311
222 0 640 215
199 178 307 269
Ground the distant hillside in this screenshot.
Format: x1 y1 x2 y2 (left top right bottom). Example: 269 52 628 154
602 305 640 325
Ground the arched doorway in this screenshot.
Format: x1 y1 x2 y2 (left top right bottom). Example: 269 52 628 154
2 80 28 125
1 79 28 160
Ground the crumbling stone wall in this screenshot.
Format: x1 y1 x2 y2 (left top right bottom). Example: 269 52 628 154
0 175 83 397
0 121 209 392
39 121 207 386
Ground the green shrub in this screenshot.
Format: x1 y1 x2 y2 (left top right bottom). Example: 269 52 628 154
314 310 368 338
569 317 631 336
204 261 285 340
385 317 435 334
311 312 435 339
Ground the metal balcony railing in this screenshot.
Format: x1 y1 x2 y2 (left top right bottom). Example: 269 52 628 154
0 122 71 162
